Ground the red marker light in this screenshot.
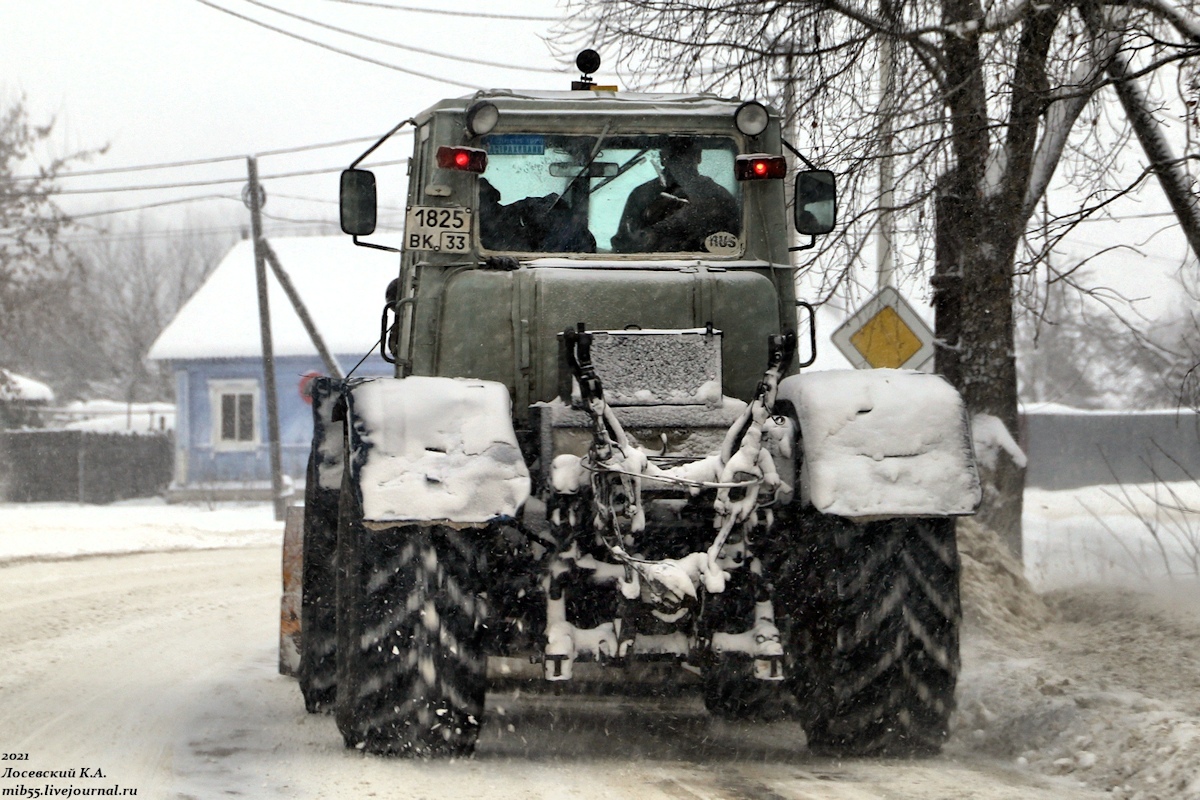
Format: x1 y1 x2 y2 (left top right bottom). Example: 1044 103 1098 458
436 146 488 173
735 154 787 181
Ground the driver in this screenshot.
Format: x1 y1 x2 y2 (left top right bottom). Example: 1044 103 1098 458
611 139 738 253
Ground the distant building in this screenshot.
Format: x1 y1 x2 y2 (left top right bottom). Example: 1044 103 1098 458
0 369 54 428
148 236 397 501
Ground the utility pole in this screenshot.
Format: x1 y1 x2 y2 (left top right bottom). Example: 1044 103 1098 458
246 156 286 521
262 241 344 379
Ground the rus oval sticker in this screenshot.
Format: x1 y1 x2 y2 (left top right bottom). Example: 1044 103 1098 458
704 232 739 254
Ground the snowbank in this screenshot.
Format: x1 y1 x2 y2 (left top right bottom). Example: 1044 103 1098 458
956 495 1200 800
954 581 1200 800
1025 480 1200 589
958 518 1053 638
0 499 279 563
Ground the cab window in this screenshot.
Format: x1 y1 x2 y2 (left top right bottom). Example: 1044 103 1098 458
478 134 741 256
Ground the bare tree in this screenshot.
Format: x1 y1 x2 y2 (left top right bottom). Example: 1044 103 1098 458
557 0 1200 552
1 208 232 405
0 95 95 396
71 214 233 403
1151 269 1200 411
1015 270 1182 408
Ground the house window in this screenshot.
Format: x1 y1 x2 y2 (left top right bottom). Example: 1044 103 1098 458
210 380 259 449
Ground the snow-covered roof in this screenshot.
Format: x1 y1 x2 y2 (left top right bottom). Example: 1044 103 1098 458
148 236 399 361
0 369 55 403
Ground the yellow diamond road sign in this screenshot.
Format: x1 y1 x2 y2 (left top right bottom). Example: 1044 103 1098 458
831 286 935 370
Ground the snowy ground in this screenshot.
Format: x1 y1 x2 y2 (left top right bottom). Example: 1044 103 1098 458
0 499 279 563
0 483 1198 799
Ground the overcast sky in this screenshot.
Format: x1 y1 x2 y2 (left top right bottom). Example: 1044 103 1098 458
0 0 569 237
2 0 1193 324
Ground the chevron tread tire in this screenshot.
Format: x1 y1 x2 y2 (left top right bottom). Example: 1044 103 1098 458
297 447 340 713
335 503 487 756
779 513 960 757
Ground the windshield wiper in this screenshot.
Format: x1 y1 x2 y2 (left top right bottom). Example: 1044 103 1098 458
589 148 650 195
549 122 612 212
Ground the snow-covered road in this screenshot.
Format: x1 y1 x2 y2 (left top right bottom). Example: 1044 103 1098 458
1 548 1104 800
0 488 1197 799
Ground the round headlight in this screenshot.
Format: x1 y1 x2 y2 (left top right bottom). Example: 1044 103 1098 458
466 101 499 137
734 101 770 137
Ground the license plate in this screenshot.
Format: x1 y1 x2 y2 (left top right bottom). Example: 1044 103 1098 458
405 206 471 253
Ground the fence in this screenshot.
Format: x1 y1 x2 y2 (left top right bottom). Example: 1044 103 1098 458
0 430 174 503
1022 410 1200 490
1 412 1194 501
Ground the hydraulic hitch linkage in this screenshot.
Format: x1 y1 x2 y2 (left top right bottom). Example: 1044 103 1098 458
539 324 797 680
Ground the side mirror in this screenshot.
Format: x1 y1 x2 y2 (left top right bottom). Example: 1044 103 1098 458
794 169 836 236
340 169 377 236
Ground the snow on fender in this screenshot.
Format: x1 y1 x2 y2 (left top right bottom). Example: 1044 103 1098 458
778 369 981 519
345 376 531 524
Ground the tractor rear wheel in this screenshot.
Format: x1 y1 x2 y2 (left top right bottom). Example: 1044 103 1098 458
778 511 960 756
298 448 339 712
334 506 488 756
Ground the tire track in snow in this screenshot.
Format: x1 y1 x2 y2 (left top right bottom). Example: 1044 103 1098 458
0 547 278 799
0 547 1114 800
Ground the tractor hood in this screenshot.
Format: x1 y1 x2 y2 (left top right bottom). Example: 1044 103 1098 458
431 264 783 413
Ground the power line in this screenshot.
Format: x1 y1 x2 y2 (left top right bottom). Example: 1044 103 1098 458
50 158 407 195
263 192 339 205
66 190 410 221
49 222 404 245
52 225 310 244
316 0 558 22
12 133 405 182
70 195 240 219
264 191 408 213
237 0 563 74
1072 210 1186 222
261 210 337 225
193 0 483 90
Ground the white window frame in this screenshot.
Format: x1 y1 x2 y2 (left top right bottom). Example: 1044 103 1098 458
210 379 260 451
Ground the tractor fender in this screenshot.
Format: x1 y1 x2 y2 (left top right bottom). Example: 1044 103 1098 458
776 369 981 519
310 377 345 491
344 376 531 525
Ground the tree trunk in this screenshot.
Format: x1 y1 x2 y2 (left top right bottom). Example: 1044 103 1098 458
935 0 1029 560
935 186 1026 559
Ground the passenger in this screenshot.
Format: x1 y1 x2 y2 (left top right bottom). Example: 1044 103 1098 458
611 140 739 253
478 178 595 253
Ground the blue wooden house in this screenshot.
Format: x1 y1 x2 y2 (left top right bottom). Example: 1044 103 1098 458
149 236 397 501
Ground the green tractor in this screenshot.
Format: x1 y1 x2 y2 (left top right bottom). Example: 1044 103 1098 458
292 52 980 758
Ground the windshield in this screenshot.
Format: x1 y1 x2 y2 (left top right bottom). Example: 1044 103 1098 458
478 133 742 256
